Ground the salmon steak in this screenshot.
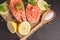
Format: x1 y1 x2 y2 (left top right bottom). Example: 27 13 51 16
10 0 26 22
26 0 41 23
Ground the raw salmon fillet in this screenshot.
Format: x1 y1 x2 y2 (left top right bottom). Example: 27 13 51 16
26 0 41 23
10 0 26 22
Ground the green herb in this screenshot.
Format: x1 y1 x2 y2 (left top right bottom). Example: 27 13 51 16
16 3 21 10
44 4 49 10
0 5 6 12
29 0 36 6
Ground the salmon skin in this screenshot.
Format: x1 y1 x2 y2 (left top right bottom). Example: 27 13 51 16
10 0 26 22
26 0 41 23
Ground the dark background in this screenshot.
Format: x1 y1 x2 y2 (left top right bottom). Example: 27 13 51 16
0 0 60 40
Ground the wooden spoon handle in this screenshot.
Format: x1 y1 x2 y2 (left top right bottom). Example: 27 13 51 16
20 22 44 40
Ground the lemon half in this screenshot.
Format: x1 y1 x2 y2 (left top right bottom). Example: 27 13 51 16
7 21 17 33
18 21 31 35
0 2 9 15
38 0 49 10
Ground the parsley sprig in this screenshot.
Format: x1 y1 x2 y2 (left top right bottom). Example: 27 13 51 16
44 4 50 10
16 3 22 10
0 5 6 12
29 0 36 6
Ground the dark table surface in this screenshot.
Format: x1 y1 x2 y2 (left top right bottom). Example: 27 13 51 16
0 0 60 40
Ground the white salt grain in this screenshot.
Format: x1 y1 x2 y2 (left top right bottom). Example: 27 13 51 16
44 12 54 20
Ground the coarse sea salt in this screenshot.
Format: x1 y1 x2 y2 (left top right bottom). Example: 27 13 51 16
44 12 54 20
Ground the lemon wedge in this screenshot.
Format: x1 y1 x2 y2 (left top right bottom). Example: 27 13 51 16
38 0 49 10
18 21 31 35
7 21 17 33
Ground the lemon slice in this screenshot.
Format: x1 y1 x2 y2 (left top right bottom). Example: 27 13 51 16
38 0 49 10
18 21 31 35
0 2 9 15
7 21 17 33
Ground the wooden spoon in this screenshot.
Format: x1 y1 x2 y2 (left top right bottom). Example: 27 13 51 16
20 10 56 40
